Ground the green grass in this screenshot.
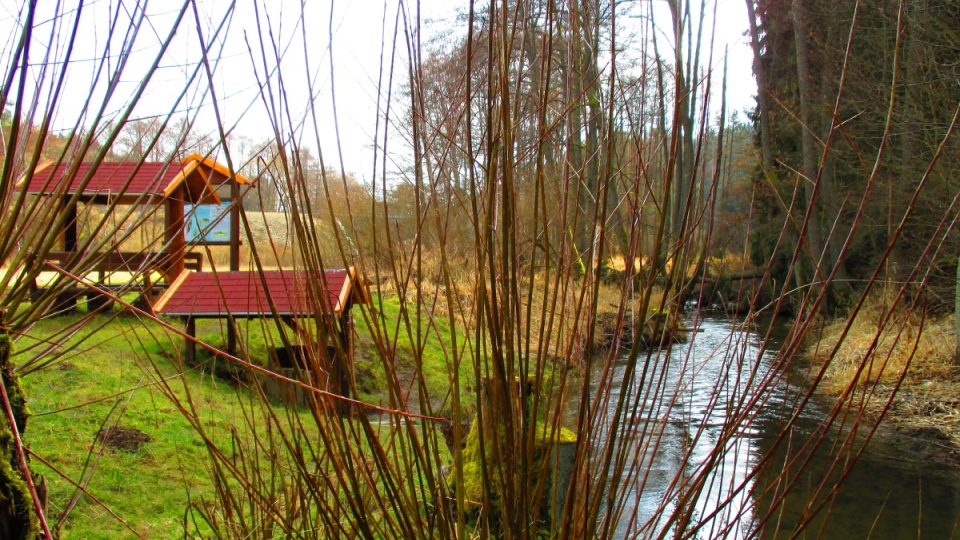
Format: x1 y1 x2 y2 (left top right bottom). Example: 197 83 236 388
11 291 472 537
356 294 478 415
15 314 243 537
184 292 477 409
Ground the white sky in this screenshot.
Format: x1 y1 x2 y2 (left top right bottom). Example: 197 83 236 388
0 0 756 180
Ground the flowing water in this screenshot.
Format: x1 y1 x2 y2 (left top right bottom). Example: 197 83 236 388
585 315 960 539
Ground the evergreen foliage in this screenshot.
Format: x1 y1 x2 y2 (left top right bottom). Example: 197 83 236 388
749 0 960 312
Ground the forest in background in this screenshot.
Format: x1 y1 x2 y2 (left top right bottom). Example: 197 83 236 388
749 0 959 315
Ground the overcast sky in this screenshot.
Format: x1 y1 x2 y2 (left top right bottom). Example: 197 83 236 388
0 1 756 181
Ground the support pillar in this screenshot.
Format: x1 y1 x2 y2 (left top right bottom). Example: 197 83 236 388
226 316 238 357
184 316 196 365
163 192 186 282
62 199 78 253
54 198 80 312
227 183 240 355
335 309 353 415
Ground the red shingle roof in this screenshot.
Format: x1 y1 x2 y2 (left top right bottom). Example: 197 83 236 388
22 154 251 201
24 161 182 197
153 269 367 317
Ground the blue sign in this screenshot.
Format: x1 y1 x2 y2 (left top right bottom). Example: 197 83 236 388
185 204 232 244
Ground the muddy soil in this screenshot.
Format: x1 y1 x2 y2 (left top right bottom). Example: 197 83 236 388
97 426 151 452
861 378 960 468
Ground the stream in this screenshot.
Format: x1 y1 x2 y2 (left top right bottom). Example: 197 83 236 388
584 315 960 538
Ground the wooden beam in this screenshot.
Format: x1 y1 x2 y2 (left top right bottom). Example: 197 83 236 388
229 184 240 271
163 189 186 282
227 182 240 354
57 198 79 312
335 307 353 415
226 315 237 356
184 316 196 365
62 198 77 252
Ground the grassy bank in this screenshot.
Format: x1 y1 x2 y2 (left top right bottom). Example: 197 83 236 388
13 272 666 536
13 289 470 537
15 314 240 537
807 300 960 463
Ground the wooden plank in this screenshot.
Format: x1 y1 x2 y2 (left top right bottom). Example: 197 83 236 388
40 251 193 274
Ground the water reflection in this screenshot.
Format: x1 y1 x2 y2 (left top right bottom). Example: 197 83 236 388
581 315 960 538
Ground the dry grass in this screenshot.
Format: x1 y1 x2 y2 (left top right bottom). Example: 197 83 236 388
808 300 957 395
59 207 341 271
704 252 752 277
806 297 960 463
378 250 670 362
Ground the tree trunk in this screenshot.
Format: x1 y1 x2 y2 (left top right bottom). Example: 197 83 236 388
815 14 852 303
0 329 39 539
570 0 602 267
745 0 774 170
668 0 696 249
791 0 829 309
583 1 602 274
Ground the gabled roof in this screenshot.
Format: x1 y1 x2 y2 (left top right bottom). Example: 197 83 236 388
24 161 179 198
163 153 249 200
153 268 369 318
22 154 251 202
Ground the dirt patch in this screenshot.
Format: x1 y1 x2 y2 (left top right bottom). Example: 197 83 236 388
97 426 151 452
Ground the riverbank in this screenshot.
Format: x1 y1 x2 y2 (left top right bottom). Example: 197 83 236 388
806 304 960 467
12 291 467 536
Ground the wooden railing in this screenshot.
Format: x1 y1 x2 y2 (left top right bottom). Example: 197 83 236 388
39 250 202 274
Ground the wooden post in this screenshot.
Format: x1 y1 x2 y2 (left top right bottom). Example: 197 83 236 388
54 198 80 312
227 181 240 355
163 191 186 282
336 308 353 415
226 316 238 356
62 198 77 252
184 316 196 365
229 182 240 271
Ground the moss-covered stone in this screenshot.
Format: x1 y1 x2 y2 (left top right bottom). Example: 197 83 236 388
458 417 487 504
451 405 577 512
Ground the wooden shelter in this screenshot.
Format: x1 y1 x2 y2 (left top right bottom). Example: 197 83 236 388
25 155 370 409
23 154 251 297
153 268 370 407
